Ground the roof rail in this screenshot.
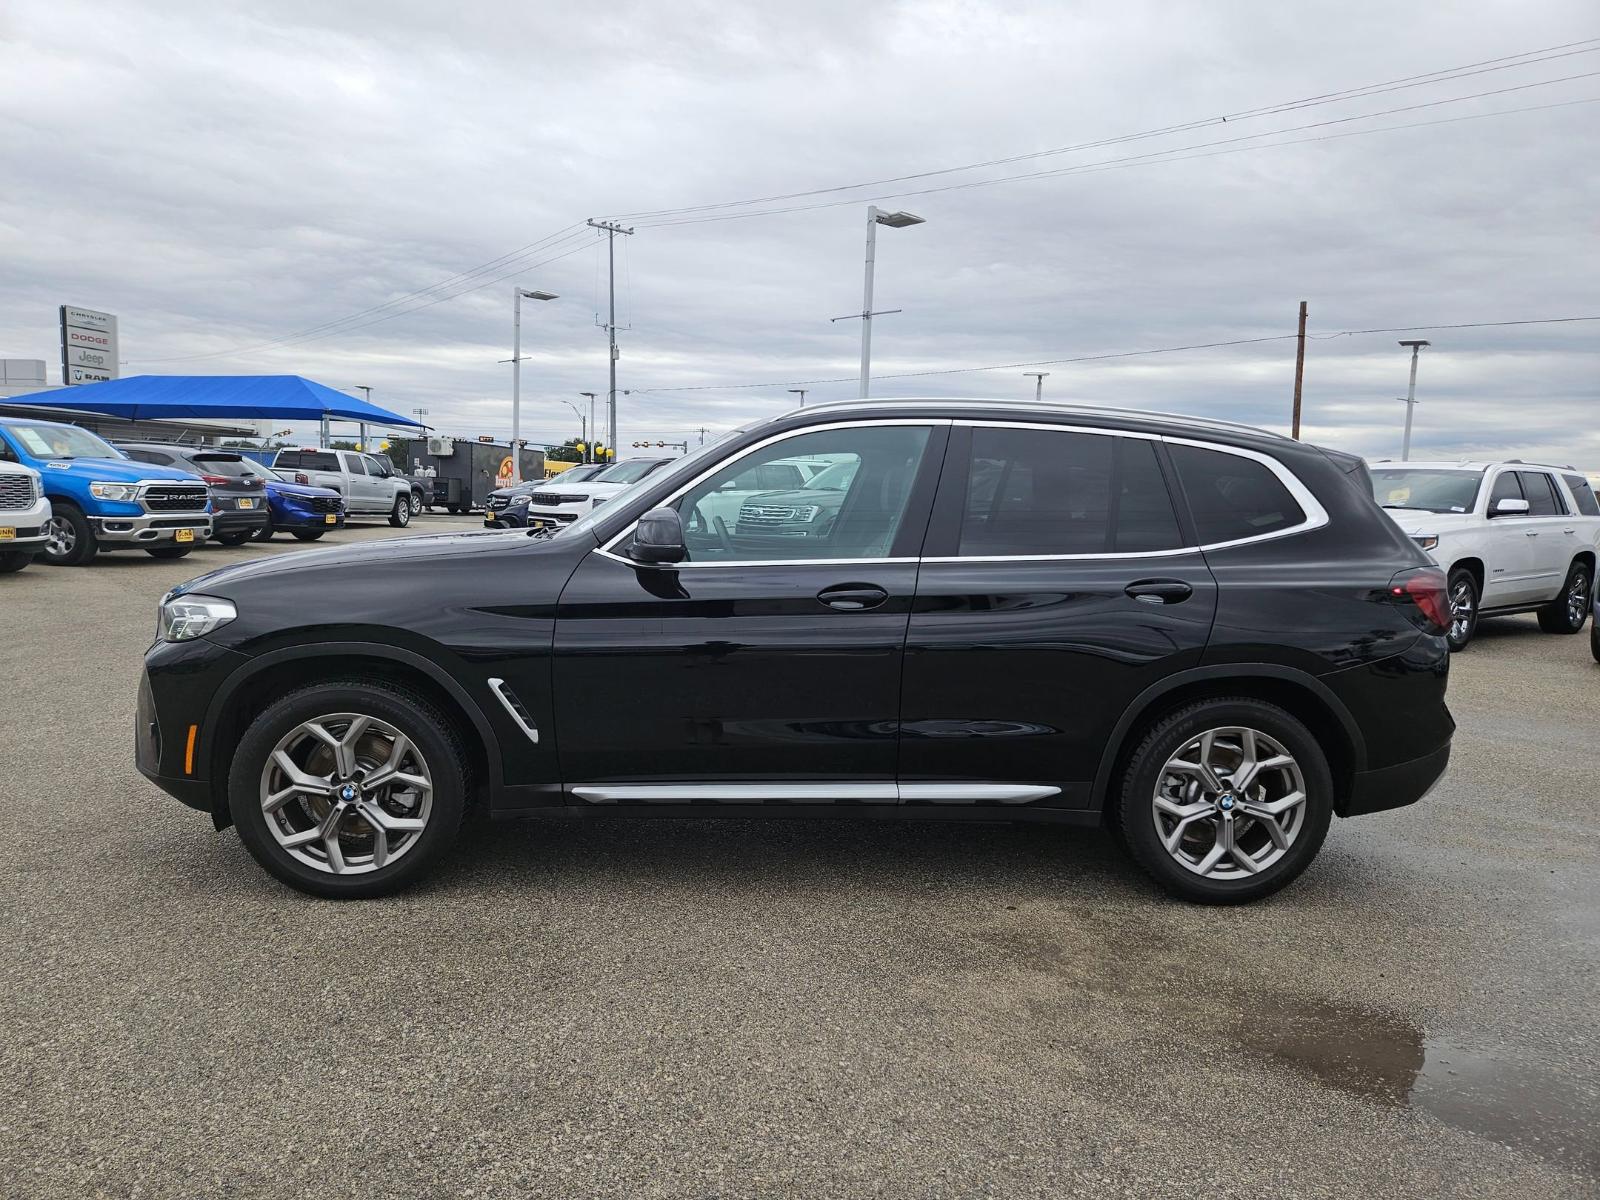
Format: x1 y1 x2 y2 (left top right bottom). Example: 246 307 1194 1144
786 397 1290 439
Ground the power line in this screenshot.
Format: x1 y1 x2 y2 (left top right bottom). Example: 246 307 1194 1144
608 39 1600 222
631 316 1600 394
631 83 1600 228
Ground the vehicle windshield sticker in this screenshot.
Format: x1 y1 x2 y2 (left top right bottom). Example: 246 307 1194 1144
1385 486 1411 503
16 428 56 456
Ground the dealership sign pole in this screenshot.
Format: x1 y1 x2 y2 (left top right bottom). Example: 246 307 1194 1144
59 306 119 385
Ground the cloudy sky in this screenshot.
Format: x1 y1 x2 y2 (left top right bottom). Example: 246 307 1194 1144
2 1 1596 464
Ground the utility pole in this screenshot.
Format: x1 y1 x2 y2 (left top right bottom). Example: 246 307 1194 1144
578 392 598 461
1291 301 1308 440
1399 339 1430 461
698 426 707 446
788 388 807 407
587 219 634 460
1023 371 1049 402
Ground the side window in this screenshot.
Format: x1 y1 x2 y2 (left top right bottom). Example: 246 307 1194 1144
957 428 1181 556
361 455 387 477
673 425 933 562
346 454 367 476
123 449 166 465
1517 471 1560 516
1562 473 1600 517
1488 471 1523 512
275 451 301 469
1168 444 1306 545
0 434 18 463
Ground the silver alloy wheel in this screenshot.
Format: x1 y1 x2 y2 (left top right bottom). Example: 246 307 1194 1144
43 515 76 557
1566 571 1588 627
1152 726 1307 880
1450 578 1475 642
259 713 432 875
408 491 422 516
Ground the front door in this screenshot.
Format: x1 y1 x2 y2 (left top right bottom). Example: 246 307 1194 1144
899 422 1218 809
551 421 947 802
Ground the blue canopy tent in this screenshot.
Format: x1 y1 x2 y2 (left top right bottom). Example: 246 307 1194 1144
5 374 427 429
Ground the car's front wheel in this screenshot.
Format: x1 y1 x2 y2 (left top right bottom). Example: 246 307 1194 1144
214 529 252 547
408 490 423 517
228 680 468 898
1117 698 1333 904
1445 567 1479 651
145 545 193 559
388 495 411 528
0 550 32 574
290 530 324 542
1537 560 1590 634
40 504 96 566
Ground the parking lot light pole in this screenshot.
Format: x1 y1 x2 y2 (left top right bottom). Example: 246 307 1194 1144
856 207 924 398
788 388 807 407
1023 372 1049 402
563 399 588 457
579 392 598 462
1399 340 1430 461
511 288 558 483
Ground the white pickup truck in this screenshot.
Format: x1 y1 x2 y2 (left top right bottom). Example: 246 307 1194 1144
271 448 422 528
1370 460 1600 650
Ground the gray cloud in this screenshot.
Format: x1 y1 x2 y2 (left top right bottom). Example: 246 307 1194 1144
2 0 1595 463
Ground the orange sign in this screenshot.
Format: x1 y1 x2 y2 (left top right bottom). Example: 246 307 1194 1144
496 456 514 485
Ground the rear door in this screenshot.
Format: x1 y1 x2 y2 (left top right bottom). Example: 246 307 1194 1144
898 422 1217 809
1518 470 1576 599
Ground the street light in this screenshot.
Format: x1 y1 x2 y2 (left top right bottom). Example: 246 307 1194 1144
511 287 558 482
788 388 807 407
563 398 589 457
849 206 925 398
1398 340 1430 461
579 392 598 462
1023 372 1049 402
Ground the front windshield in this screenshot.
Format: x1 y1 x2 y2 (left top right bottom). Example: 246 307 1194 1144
5 421 121 461
555 430 745 541
594 458 666 485
1370 468 1484 513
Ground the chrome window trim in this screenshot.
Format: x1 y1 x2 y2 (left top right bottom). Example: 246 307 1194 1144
596 418 949 569
592 417 1327 568
569 781 1060 804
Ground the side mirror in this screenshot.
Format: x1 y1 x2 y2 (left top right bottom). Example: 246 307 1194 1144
1490 497 1530 517
628 506 687 564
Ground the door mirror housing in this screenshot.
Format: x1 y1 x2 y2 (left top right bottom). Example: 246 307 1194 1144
628 507 687 564
1490 497 1530 517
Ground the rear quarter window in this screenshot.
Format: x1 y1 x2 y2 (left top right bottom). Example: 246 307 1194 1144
1562 474 1600 517
1169 444 1306 545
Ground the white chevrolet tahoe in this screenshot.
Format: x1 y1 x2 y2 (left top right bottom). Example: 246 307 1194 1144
0 461 52 573
1370 461 1600 650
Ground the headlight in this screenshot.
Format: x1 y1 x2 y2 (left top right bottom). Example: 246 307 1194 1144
508 494 531 507
157 592 237 642
1412 535 1440 551
90 481 141 502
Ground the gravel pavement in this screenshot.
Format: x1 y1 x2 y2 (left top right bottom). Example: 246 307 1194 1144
2 517 1596 1199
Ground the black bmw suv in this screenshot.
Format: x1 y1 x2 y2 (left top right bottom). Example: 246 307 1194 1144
137 400 1453 903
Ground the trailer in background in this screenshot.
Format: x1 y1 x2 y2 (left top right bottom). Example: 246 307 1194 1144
386 437 544 513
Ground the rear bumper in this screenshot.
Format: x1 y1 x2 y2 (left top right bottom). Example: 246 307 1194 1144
1339 740 1450 817
213 509 270 534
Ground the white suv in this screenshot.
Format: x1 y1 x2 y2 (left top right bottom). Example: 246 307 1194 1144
1370 460 1600 650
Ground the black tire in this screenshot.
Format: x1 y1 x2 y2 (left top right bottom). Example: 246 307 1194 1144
214 529 252 547
1117 698 1334 904
40 503 96 566
1591 613 1600 665
228 678 468 898
1536 560 1591 634
290 530 325 542
446 503 462 515
1445 567 1479 651
145 545 193 559
0 550 32 574
388 495 411 528
251 525 275 542
408 490 423 517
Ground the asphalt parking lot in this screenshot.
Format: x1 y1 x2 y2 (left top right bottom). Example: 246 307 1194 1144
2 516 1596 1199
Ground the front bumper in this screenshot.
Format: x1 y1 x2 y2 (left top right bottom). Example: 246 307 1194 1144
485 504 581 530
0 495 52 549
276 507 345 531
1340 741 1451 817
137 638 250 817
91 510 211 544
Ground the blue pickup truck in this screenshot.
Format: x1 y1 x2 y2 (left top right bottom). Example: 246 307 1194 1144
0 417 212 565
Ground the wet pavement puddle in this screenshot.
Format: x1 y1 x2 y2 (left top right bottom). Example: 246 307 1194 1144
1236 998 1599 1176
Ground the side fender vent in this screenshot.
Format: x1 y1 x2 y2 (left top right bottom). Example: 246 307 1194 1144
486 678 540 745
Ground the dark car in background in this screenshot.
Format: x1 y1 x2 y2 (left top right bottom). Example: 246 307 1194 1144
119 444 270 546
484 463 608 528
138 399 1453 904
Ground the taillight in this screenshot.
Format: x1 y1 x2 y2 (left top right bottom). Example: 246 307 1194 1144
200 474 231 486
1386 566 1450 635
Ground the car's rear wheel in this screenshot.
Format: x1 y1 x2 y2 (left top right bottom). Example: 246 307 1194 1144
228 680 468 898
291 530 324 542
214 529 252 546
145 545 193 559
1445 568 1479 650
388 495 411 528
408 490 423 517
40 504 96 566
1117 698 1333 904
0 550 32 573
251 525 275 541
1537 561 1590 634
